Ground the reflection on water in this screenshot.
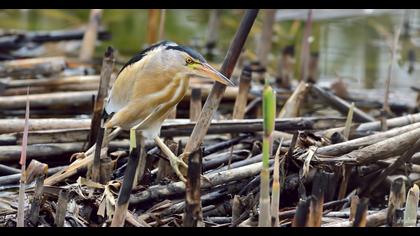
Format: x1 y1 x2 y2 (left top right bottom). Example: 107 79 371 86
1 9 419 90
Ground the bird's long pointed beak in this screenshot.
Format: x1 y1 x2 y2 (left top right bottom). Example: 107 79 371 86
198 63 236 86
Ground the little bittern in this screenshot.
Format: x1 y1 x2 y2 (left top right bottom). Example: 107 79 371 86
104 40 234 181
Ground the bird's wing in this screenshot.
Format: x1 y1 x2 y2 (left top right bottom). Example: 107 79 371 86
105 74 189 131
105 53 172 114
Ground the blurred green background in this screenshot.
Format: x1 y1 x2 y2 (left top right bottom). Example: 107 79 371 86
0 9 419 90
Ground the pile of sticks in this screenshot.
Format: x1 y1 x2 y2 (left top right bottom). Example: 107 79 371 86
1 9 420 227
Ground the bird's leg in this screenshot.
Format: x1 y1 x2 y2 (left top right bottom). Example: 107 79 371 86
154 136 188 182
111 128 143 227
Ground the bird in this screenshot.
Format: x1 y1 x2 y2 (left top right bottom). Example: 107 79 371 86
103 40 235 182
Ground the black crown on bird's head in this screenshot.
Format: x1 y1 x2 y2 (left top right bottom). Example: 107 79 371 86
119 40 207 74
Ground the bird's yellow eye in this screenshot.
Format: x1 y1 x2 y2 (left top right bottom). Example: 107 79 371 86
186 58 194 64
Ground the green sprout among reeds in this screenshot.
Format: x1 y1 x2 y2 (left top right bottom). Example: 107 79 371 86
258 78 276 227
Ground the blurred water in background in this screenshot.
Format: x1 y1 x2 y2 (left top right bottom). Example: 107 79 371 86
0 9 419 92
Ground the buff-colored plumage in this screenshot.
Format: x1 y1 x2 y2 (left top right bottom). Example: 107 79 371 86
104 43 190 139
104 41 233 140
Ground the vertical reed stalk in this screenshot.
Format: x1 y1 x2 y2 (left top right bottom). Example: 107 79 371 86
403 184 419 227
271 138 283 227
17 87 30 227
258 78 276 227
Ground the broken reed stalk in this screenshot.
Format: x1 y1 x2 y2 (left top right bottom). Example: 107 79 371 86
324 209 388 227
278 81 309 118
28 174 45 226
258 79 276 227
156 139 178 181
55 189 70 227
231 195 242 224
158 9 166 41
90 47 115 183
257 9 277 67
182 9 259 160
88 46 115 147
184 148 204 227
386 177 406 226
383 23 402 116
17 87 30 227
349 195 359 222
111 131 144 227
403 184 419 227
130 161 265 205
317 122 420 158
91 125 105 183
307 170 326 227
343 102 354 140
232 66 252 119
0 164 20 175
342 127 420 165
292 198 310 227
310 84 375 122
147 9 160 44
353 198 368 227
190 87 202 122
359 139 420 197
300 9 313 82
79 9 102 62
271 138 283 227
337 164 351 200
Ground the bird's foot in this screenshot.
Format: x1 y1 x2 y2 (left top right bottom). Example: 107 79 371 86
168 155 188 183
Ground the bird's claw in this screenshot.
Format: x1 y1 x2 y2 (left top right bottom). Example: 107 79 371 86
169 156 188 183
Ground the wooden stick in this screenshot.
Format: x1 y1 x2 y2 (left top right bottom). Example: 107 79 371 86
317 122 420 157
300 9 313 82
88 46 115 147
359 139 420 197
28 174 45 226
0 166 64 186
353 198 368 227
386 177 406 226
320 127 420 165
323 209 387 227
383 23 402 115
0 118 91 134
1 116 345 137
310 84 375 122
0 57 66 78
156 139 178 181
79 9 103 62
337 165 352 200
158 9 166 41
231 195 242 225
184 148 204 227
232 66 252 119
146 9 160 45
0 90 96 110
182 9 259 160
256 9 277 67
276 45 295 89
403 184 419 226
91 126 105 183
292 198 310 227
55 189 70 227
349 195 359 222
130 161 264 205
307 170 326 227
205 9 222 56
190 87 202 122
0 163 21 175
111 133 143 227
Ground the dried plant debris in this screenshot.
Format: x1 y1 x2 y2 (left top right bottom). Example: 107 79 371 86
1 9 420 228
